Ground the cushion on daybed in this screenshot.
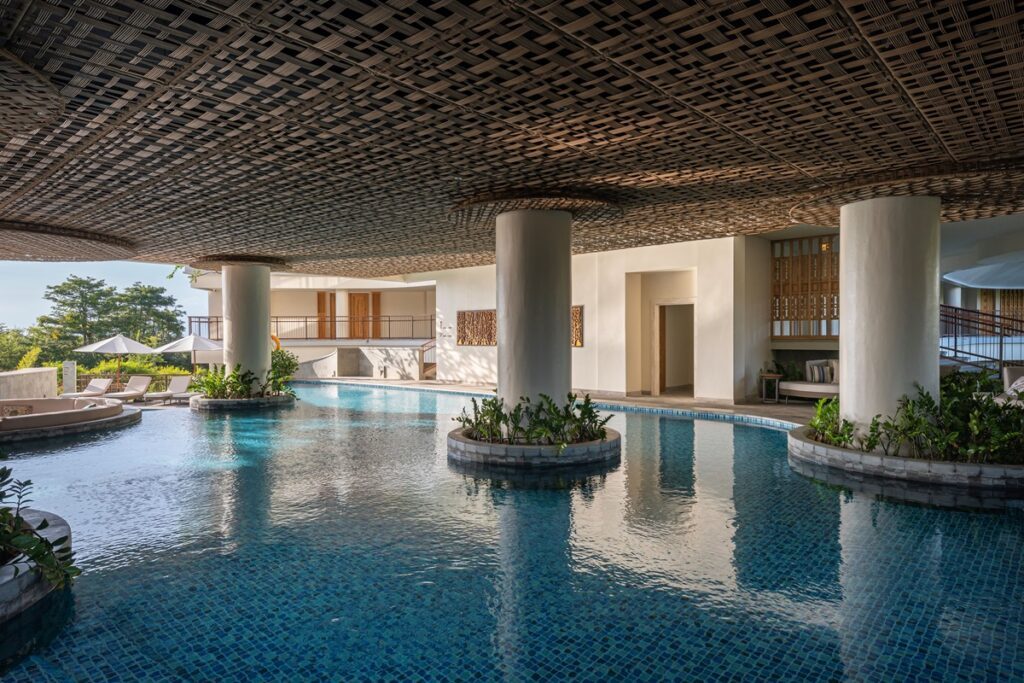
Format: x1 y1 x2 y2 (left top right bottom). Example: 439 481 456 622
778 381 839 399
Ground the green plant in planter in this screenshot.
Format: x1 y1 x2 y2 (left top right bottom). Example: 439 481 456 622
809 370 1024 464
455 393 612 449
808 398 855 449
0 465 80 588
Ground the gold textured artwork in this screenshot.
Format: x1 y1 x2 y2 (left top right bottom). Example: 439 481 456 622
456 310 497 346
456 307 584 347
571 306 584 347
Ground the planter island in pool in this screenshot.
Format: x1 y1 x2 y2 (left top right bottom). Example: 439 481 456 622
189 394 296 411
447 427 621 469
0 510 71 625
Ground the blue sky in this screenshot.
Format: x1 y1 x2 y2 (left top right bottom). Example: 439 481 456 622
0 261 208 329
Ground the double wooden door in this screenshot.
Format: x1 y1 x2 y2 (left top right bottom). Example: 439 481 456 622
348 292 382 338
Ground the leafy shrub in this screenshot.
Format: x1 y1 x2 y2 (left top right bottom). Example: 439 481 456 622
190 360 296 400
270 349 299 393
0 465 80 588
454 393 612 449
809 370 1024 464
807 398 855 449
15 347 41 369
82 356 188 377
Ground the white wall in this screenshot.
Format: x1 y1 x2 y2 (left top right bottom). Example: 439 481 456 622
423 236 766 401
0 368 58 399
738 237 772 400
433 266 499 386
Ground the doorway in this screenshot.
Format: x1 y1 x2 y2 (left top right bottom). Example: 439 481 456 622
317 291 336 339
655 304 694 397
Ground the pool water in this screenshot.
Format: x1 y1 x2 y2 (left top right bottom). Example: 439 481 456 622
2 384 1022 681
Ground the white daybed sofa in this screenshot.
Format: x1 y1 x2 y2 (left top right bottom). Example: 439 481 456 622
779 359 838 402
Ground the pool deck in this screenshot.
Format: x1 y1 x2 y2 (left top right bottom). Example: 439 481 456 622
312 378 816 425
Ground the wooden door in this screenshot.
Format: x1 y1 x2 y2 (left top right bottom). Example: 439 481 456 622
317 292 336 339
349 293 369 338
371 292 382 338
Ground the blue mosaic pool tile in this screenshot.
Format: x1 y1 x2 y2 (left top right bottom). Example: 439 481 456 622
1 383 1020 681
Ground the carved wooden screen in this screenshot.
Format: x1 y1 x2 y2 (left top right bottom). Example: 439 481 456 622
456 306 584 346
456 310 497 346
771 235 839 339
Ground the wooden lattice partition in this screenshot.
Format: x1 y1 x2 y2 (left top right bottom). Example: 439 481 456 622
998 290 1024 321
771 236 839 340
457 307 584 346
980 290 998 315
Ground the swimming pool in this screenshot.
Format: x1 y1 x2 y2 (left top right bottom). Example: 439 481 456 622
2 384 1022 681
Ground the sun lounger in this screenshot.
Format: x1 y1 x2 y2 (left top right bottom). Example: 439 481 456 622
105 376 152 402
144 376 194 403
995 367 1024 406
62 377 113 398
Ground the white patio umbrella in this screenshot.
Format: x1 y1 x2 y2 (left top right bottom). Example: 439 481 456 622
74 333 158 387
153 334 222 372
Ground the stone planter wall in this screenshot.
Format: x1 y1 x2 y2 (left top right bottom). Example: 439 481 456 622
788 426 1024 489
0 510 71 624
190 394 296 411
447 428 621 469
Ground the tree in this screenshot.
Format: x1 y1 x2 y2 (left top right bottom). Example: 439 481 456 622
0 326 32 371
12 276 187 366
34 276 117 349
109 283 184 346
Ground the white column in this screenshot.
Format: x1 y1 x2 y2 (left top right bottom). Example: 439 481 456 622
839 196 941 426
496 209 572 405
222 264 272 380
941 281 962 307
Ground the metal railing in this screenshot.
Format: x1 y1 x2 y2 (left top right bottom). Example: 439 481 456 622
189 315 435 341
940 304 1024 368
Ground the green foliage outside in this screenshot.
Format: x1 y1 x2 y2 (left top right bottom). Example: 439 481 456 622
455 393 612 449
190 350 300 400
808 370 1024 464
0 276 187 370
15 347 41 370
0 326 32 370
0 463 80 588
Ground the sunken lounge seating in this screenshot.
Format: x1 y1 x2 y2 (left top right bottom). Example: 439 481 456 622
996 366 1024 406
779 359 839 402
0 397 123 432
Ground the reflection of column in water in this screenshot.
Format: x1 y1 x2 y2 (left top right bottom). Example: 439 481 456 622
731 424 841 599
492 487 573 678
690 420 736 587
622 413 662 522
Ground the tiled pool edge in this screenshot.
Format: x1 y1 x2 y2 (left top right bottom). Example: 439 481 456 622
291 380 801 432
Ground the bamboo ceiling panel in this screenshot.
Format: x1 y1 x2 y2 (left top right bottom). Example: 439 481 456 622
0 0 1022 275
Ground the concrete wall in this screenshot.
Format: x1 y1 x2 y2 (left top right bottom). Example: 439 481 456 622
0 368 59 399
423 236 765 401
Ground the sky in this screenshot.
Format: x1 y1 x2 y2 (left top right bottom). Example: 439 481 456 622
0 261 208 329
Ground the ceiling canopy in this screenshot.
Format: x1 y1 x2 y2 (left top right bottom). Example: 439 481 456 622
0 0 1022 276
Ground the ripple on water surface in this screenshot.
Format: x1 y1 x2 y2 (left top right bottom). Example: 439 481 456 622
2 384 1022 681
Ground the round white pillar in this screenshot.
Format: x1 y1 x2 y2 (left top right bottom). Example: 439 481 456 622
496 209 572 406
941 281 962 307
222 264 272 380
839 196 941 426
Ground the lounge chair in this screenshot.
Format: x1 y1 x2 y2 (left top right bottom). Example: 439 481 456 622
62 377 113 398
105 376 152 402
144 376 193 403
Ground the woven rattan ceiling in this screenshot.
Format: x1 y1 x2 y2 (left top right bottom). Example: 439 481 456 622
1 1 1022 276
